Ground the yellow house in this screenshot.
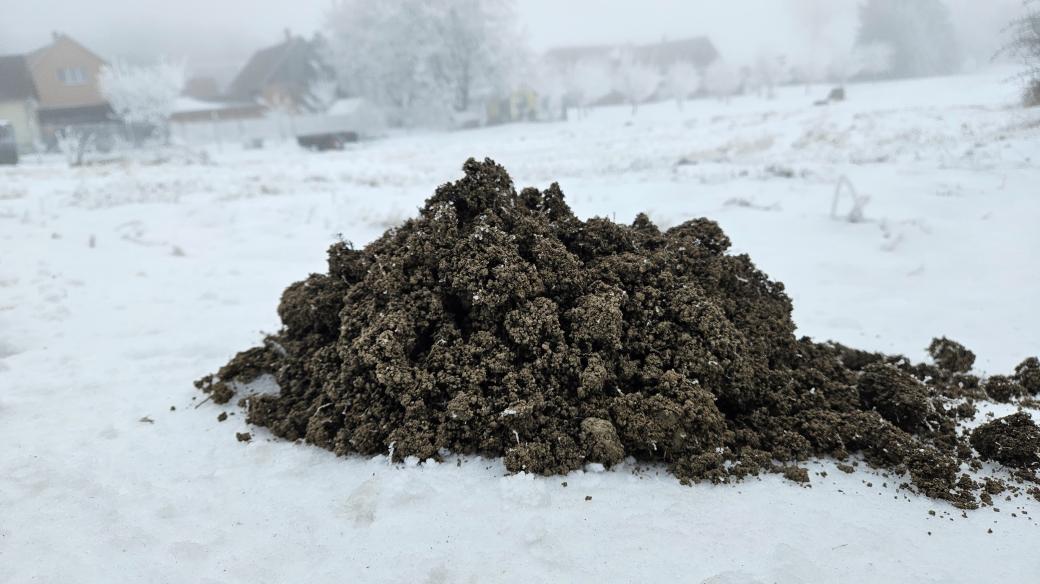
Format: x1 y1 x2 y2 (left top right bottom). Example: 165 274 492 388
24 33 111 137
0 55 41 152
0 33 112 151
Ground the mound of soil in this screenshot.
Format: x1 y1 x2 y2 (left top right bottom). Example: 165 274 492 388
198 158 1039 508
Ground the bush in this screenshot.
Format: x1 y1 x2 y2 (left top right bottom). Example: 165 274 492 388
1004 1 1040 107
1025 78 1040 108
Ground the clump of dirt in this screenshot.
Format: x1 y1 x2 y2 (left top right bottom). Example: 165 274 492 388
199 158 1040 508
970 413 1040 469
984 375 1026 403
1015 357 1040 395
927 337 976 374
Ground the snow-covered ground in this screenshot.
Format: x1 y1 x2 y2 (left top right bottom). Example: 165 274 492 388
2 70 1039 583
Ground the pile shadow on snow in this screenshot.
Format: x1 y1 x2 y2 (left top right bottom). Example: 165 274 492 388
198 158 1040 508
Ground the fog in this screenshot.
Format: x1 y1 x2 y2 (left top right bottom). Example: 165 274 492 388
0 0 1023 81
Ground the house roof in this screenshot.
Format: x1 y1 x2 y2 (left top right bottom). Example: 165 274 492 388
640 38 720 69
0 55 38 101
25 33 107 69
228 36 319 101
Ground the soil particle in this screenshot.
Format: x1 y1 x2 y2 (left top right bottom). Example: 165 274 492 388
199 158 1040 506
236 432 252 443
217 412 228 422
782 466 810 484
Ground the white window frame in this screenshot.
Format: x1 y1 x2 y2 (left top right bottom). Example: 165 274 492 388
58 67 87 86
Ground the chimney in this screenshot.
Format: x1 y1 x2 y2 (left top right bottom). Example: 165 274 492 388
52 31 61 42
284 28 292 42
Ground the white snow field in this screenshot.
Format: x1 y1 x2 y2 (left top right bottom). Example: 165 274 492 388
2 69 1040 583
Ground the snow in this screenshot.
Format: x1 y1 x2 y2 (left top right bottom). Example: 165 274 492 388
2 68 1040 583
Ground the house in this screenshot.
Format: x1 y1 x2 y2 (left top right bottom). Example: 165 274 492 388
24 33 113 138
0 55 41 152
228 30 334 112
0 33 114 150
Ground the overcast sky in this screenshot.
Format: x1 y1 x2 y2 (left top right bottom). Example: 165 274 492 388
0 0 1022 80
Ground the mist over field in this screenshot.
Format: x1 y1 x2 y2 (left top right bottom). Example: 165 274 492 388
0 0 1026 77
3 2 1040 583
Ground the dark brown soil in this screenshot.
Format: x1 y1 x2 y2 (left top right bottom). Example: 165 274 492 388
198 158 1040 508
970 413 1040 469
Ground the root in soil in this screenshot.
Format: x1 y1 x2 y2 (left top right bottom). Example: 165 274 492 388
197 158 1040 508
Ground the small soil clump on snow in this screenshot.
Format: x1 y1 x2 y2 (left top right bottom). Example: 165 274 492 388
198 158 1040 507
970 413 1040 469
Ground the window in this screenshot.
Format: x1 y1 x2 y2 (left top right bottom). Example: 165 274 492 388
58 67 87 86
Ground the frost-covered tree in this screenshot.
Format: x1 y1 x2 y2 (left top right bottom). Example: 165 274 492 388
325 0 436 124
611 52 660 115
99 59 184 143
664 62 700 109
429 0 521 112
325 0 522 126
856 0 961 79
1003 0 1040 106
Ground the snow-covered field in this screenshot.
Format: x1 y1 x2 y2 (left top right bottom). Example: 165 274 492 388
2 70 1039 583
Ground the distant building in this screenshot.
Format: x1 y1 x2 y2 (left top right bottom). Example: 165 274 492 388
0 33 116 151
228 30 334 113
24 33 113 136
543 37 720 74
183 76 222 101
540 37 721 109
0 55 41 152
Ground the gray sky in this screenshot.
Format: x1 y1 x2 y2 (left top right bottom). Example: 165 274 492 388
0 0 1021 80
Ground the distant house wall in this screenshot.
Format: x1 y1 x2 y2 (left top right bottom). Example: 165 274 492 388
0 99 40 152
27 35 107 110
